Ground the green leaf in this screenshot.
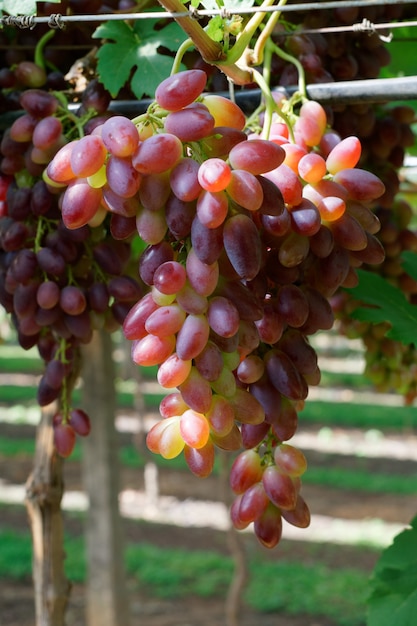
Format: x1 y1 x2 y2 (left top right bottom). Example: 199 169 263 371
3 0 36 14
93 18 187 99
401 251 417 283
347 269 417 345
367 518 417 626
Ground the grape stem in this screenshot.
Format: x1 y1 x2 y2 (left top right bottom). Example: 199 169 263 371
219 0 278 67
156 0 252 85
268 38 307 100
170 37 195 75
250 0 287 66
34 29 55 71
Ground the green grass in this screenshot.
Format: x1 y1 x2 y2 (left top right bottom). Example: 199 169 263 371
0 527 368 625
300 400 417 430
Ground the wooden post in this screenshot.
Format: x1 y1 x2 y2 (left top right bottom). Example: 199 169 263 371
25 406 72 626
81 329 130 626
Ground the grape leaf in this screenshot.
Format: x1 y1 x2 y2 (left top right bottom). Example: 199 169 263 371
347 267 417 345
400 250 417 283
367 517 417 626
93 18 187 100
0 0 60 16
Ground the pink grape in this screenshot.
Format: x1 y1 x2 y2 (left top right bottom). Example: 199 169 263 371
297 152 327 183
135 206 167 245
282 142 307 173
207 296 240 338
223 214 262 281
254 503 283 548
206 394 235 437
190 217 223 265
262 465 298 510
264 164 303 206
237 355 265 384
131 333 175 366
228 388 265 425
123 292 159 340
274 443 308 477
157 353 192 388
53 421 76 458
333 168 386 201
197 158 232 192
147 417 185 459
170 157 202 201
68 408 91 437
211 423 242 451
229 139 285 175
105 156 142 198
176 281 208 315
226 169 264 212
159 392 188 418
281 494 311 528
153 260 187 295
179 366 213 413
46 141 76 183
61 179 102 229
180 409 210 449
155 69 207 112
137 172 169 212
145 304 186 337
132 133 183 175
32 116 63 151
176 313 210 360
100 115 140 157
202 126 247 158
254 300 284 344
238 482 269 523
185 248 219 297
264 348 308 401
325 136 361 174
194 341 223 382
184 440 215 478
164 102 215 142
289 199 322 236
201 94 246 130
230 449 264 494
70 135 107 177
196 189 228 229
102 186 139 217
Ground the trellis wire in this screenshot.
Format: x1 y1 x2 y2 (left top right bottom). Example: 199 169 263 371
3 0 417 29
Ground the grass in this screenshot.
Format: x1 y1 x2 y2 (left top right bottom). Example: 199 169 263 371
0 527 368 625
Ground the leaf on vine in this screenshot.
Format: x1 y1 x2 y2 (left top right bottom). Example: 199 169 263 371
206 15 226 42
367 516 417 626
93 18 187 100
347 267 417 345
400 250 417 283
3 0 37 14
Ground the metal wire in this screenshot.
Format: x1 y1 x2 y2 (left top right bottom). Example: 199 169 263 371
3 0 417 29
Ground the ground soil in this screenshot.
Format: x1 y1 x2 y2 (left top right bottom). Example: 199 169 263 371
0 421 415 626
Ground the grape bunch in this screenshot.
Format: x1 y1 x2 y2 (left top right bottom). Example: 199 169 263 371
333 197 417 404
0 87 142 458
46 68 385 547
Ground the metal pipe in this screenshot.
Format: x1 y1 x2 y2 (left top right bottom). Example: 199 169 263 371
106 76 417 117
0 76 415 130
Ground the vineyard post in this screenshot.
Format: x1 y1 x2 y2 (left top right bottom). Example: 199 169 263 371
80 328 131 626
25 405 71 626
